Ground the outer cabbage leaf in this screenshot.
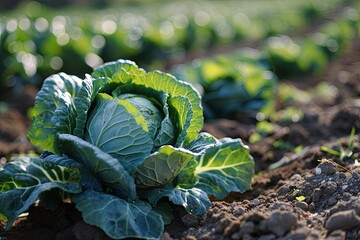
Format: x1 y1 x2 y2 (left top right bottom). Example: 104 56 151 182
39 151 102 192
72 190 164 240
177 136 254 199
152 201 174 225
0 156 82 230
91 60 146 96
91 59 145 80
142 186 211 216
188 132 217 154
173 133 218 188
136 145 194 188
58 133 136 201
28 73 83 152
84 93 153 173
194 138 254 198
73 75 93 138
51 92 77 135
174 158 199 188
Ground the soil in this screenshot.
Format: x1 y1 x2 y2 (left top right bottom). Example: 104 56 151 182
1 33 360 240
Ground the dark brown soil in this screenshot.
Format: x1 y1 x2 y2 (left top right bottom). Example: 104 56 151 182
0 37 359 240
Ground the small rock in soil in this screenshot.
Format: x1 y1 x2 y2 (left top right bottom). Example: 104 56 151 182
240 221 255 234
284 227 308 239
325 209 360 232
326 196 337 207
257 234 276 240
231 204 245 216
308 231 321 239
312 188 322 203
326 229 346 240
295 201 308 211
246 211 266 223
253 198 260 206
322 182 337 195
266 210 297 237
276 185 290 196
317 161 337 175
160 232 174 240
338 172 347 179
315 167 322 175
223 221 239 236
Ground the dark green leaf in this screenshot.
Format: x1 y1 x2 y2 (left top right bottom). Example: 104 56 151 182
144 186 211 216
0 156 82 230
72 190 164 240
152 201 174 225
188 132 218 154
73 75 93 138
58 133 136 201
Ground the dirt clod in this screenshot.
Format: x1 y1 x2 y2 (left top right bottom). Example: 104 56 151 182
325 210 360 232
318 161 337 175
266 211 297 237
160 232 174 240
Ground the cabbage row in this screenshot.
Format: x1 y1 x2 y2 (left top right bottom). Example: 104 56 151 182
172 6 360 119
0 0 346 92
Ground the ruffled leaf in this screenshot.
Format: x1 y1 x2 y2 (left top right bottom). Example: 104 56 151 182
143 186 211 216
0 156 82 230
92 60 203 146
28 73 83 152
136 145 194 188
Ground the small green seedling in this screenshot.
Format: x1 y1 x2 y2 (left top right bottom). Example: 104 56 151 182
249 120 275 143
295 196 306 202
321 127 356 161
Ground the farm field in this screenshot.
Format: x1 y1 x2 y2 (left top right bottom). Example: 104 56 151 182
0 0 359 239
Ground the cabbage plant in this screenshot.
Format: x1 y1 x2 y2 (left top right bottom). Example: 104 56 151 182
0 60 254 239
173 56 276 119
